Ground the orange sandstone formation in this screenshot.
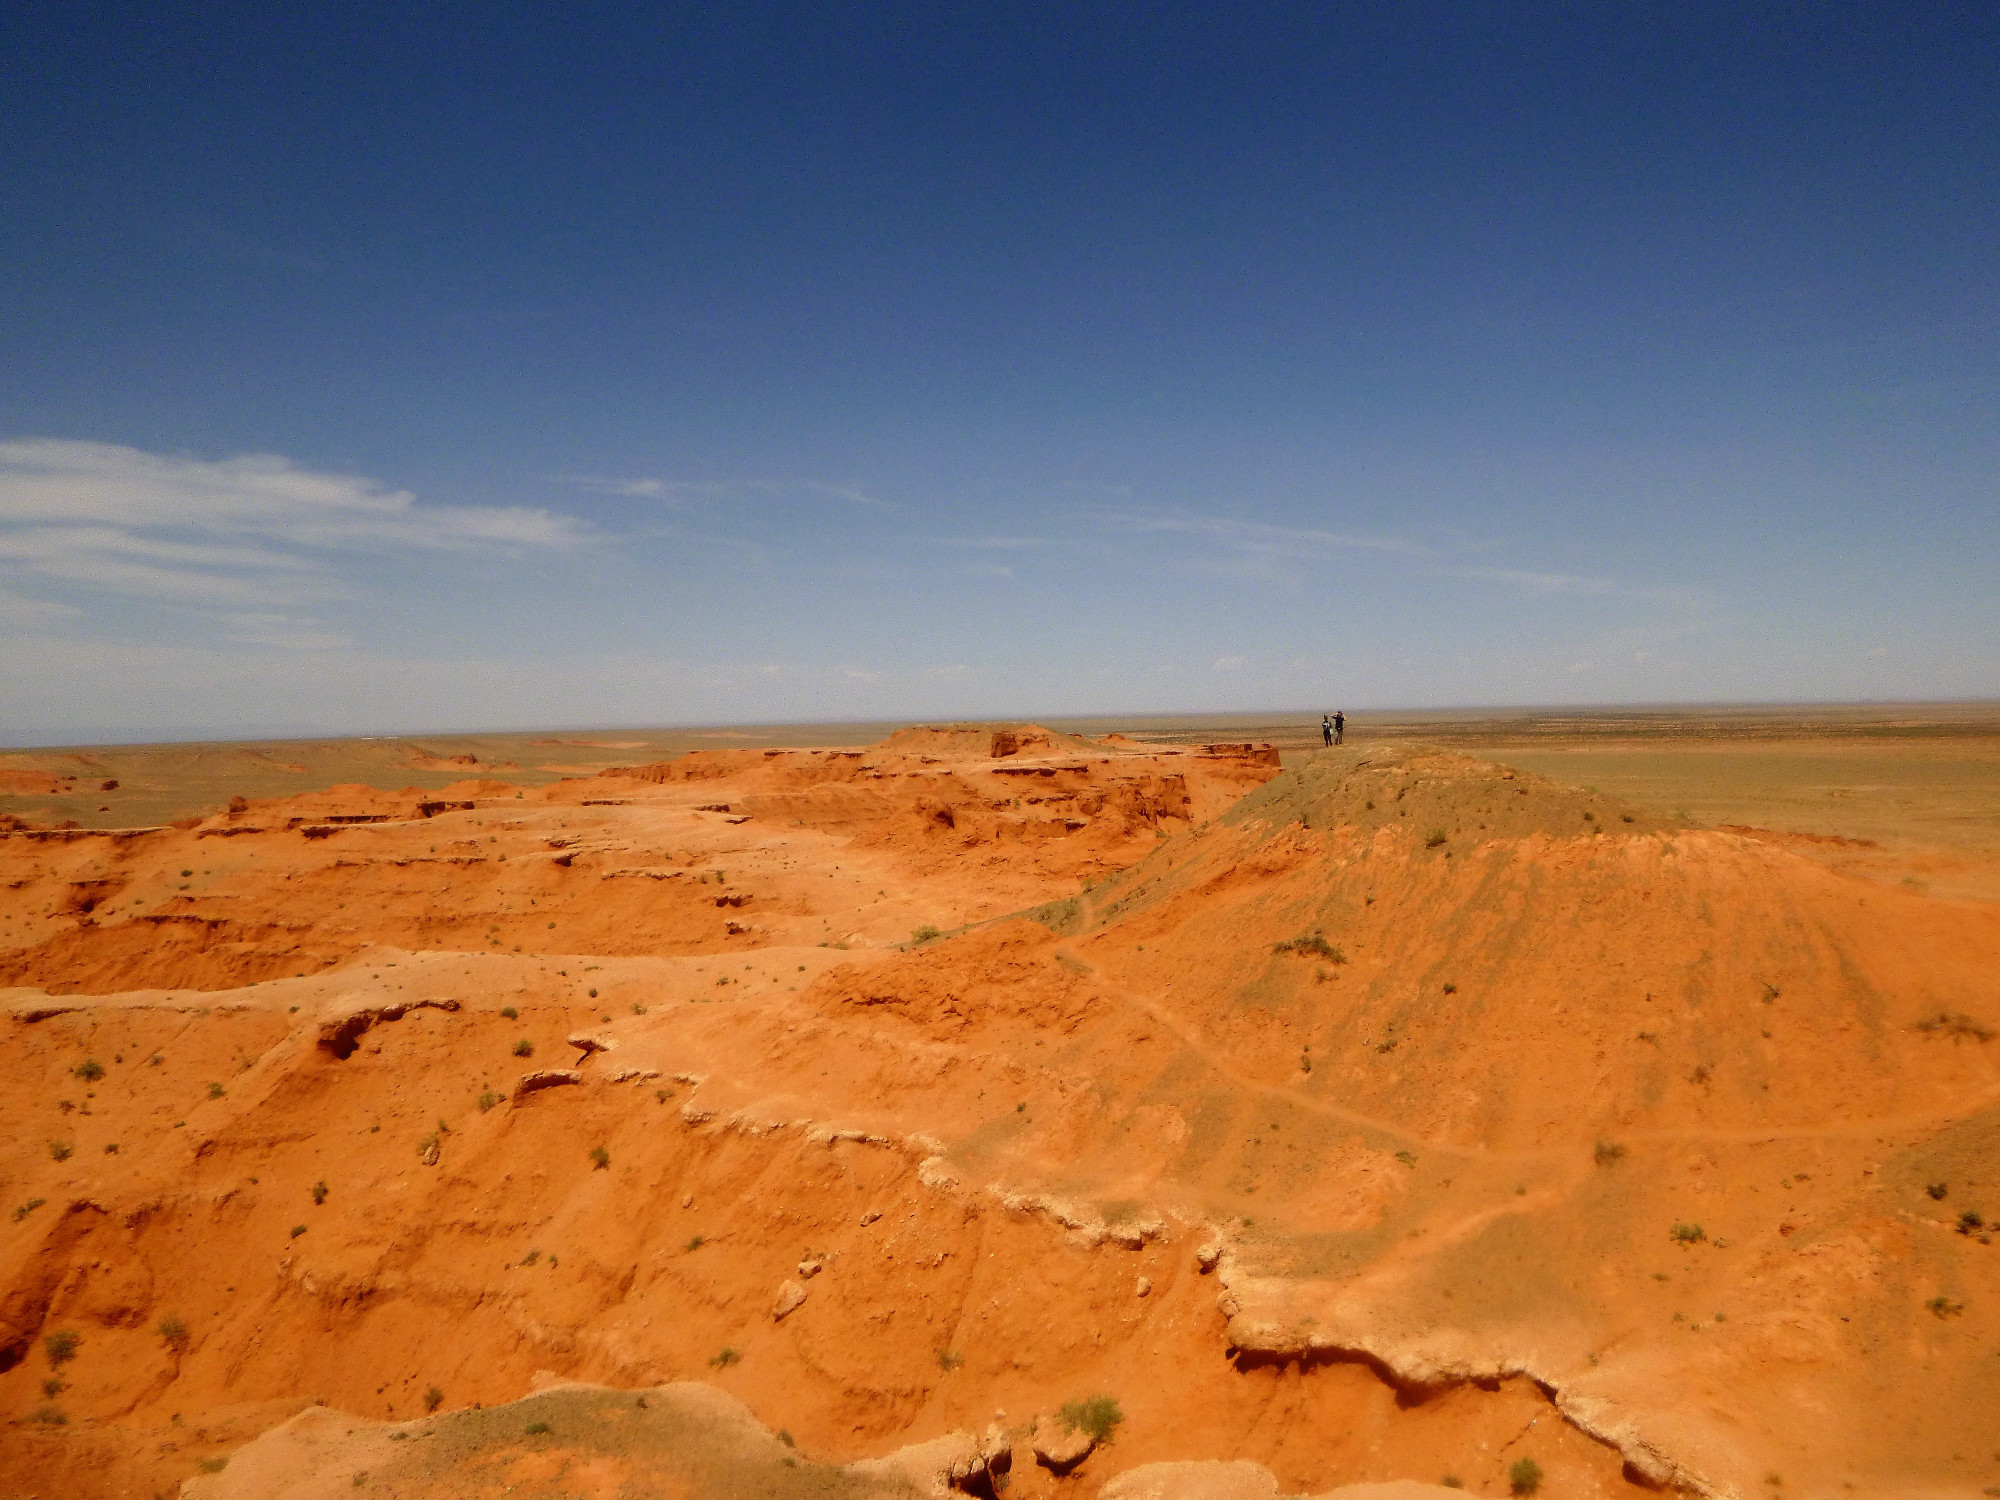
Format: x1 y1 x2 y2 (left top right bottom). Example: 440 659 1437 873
1 730 1994 1498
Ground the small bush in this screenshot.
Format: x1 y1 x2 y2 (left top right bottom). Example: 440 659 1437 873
525 1420 551 1435
1441 1480 1464 1491
1425 829 1448 848
1057 1394 1123 1444
42 1377 63 1398
1441 982 1457 994
936 1348 964 1371
74 1059 105 1082
32 1405 67 1426
1913 1011 1996 1042
709 1346 741 1368
1958 1209 1985 1235
207 1081 226 1099
1926 1295 1964 1319
911 925 943 945
44 1329 79 1367
48 1139 72 1162
589 1145 610 1170
311 1180 328 1205
1594 1140 1627 1167
477 1090 502 1112
1509 1456 1543 1495
513 1039 534 1057
1927 1182 1949 1200
12 1197 47 1222
1273 932 1342 962
157 1313 189 1350
1670 1222 1706 1245
685 1234 706 1251
424 1385 443 1412
500 1006 517 1020
588 988 598 999
199 1457 228 1474
290 1223 307 1238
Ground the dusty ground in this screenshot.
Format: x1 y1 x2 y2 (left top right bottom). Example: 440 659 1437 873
1 710 1996 1499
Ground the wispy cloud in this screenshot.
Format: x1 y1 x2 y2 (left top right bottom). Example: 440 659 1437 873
937 536 1054 550
223 613 354 651
566 476 891 508
0 438 587 613
0 585 80 628
1439 565 1709 609
1089 511 1423 558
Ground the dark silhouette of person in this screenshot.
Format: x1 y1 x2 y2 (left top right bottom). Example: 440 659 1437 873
1333 711 1345 745
1321 714 1333 747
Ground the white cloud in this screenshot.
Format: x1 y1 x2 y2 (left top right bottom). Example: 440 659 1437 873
938 536 1054 550
0 584 80 629
568 476 889 508
1211 654 1247 672
1090 510 1421 559
223 613 354 651
0 439 586 611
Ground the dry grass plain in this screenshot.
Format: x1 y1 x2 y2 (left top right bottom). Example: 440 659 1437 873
2 704 1995 1500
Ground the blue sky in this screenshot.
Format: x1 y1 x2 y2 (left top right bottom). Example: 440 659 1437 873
2 3 1996 743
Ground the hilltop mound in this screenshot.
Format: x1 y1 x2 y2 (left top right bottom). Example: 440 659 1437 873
1219 743 1677 841
876 722 1098 759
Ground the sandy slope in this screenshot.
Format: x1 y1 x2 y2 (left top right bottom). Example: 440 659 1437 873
1 729 1995 1498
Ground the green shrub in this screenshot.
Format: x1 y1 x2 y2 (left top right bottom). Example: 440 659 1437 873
937 1348 964 1371
48 1139 72 1162
1273 932 1342 962
1509 1456 1542 1495
12 1197 46 1222
1926 1182 1948 1200
207 1081 226 1099
685 1234 705 1251
513 1038 534 1057
44 1329 79 1367
1926 1296 1964 1319
199 1457 228 1474
1594 1140 1627 1167
709 1346 740 1368
525 1421 551 1435
589 1145 610 1170
74 1059 105 1082
500 1006 517 1020
311 1180 328 1205
1958 1209 1985 1235
1057 1394 1123 1444
157 1313 189 1350
424 1385 443 1413
33 1405 67 1426
1670 1222 1705 1245
911 925 943 946
477 1090 502 1112
1425 829 1448 848
290 1223 307 1238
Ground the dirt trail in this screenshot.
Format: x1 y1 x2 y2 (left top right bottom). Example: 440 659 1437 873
2 731 1996 1498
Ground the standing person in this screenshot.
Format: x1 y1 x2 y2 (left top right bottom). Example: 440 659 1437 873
1321 714 1333 747
1333 710 1345 745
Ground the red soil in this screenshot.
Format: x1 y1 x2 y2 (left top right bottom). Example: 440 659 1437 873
2 731 1995 1498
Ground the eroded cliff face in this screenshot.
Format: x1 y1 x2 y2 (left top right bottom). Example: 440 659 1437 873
2 733 1994 1499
